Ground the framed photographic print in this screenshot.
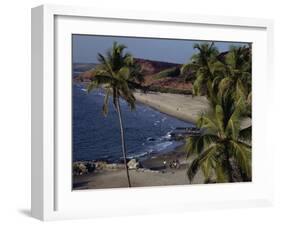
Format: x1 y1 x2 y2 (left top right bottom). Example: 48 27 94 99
31 4 274 221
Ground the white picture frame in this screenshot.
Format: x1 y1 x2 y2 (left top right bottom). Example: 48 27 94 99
31 4 274 221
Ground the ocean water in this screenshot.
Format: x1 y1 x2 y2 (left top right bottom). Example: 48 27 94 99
72 84 193 162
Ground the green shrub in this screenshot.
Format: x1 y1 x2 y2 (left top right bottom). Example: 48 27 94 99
156 67 181 79
148 86 192 95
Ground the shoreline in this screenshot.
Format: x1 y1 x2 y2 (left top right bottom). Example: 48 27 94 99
73 144 205 189
73 142 187 173
72 91 209 189
134 91 251 128
134 91 209 124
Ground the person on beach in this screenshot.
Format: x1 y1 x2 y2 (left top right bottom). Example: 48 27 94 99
175 159 180 169
163 160 167 169
169 160 180 169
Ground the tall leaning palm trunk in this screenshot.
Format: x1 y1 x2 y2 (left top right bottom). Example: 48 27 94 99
116 97 131 187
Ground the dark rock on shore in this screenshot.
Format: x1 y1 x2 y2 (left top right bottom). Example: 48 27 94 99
73 160 127 175
127 159 140 169
73 162 88 175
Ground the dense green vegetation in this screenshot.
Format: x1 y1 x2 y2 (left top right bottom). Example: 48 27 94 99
148 85 192 95
184 42 252 183
155 66 181 79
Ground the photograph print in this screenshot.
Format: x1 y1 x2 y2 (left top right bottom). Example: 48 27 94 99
72 35 252 190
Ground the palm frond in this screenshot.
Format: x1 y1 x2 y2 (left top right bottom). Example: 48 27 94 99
97 53 114 75
87 81 98 93
229 140 252 178
224 97 246 139
193 70 206 95
215 104 225 136
215 162 229 183
199 115 219 134
238 126 252 142
117 67 130 80
218 77 233 96
186 135 205 157
187 144 220 181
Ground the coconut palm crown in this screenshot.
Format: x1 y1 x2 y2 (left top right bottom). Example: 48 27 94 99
181 42 219 96
186 92 252 183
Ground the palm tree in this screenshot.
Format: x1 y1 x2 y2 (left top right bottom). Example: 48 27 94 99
182 43 252 118
181 42 219 96
215 45 251 102
87 42 143 187
191 42 219 66
186 93 251 183
183 43 252 183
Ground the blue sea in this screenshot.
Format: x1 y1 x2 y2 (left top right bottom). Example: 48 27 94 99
72 83 193 162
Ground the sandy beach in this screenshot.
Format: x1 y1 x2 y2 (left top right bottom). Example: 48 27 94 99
73 144 205 190
134 91 251 128
134 92 209 123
